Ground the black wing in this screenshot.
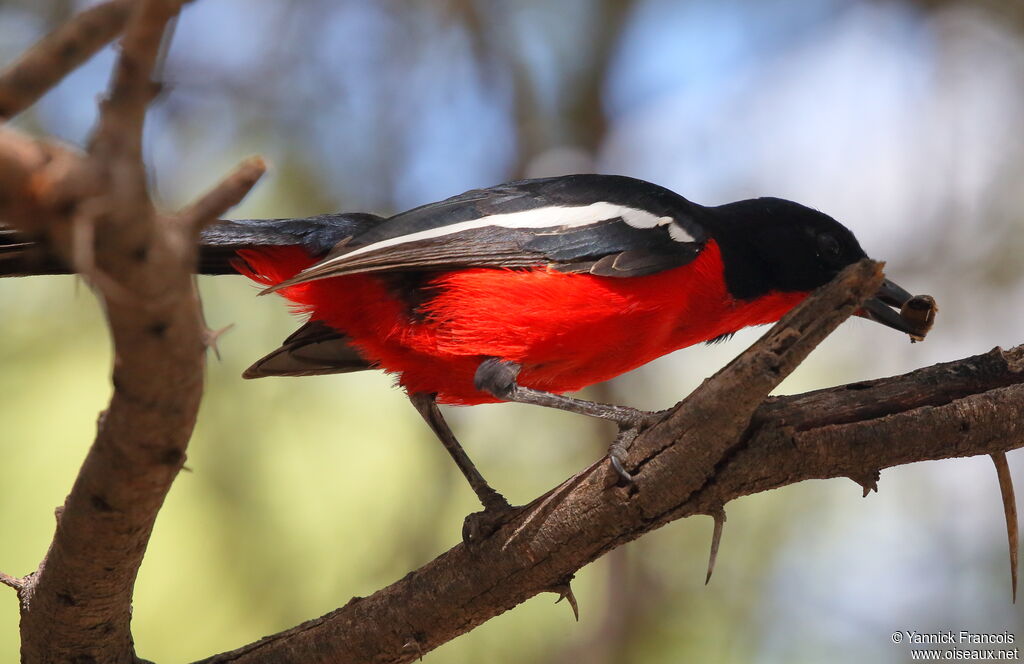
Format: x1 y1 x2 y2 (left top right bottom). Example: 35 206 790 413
242 320 372 378
266 174 708 292
0 213 386 277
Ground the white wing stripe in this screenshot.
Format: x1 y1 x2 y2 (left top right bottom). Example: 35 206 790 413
311 202 695 270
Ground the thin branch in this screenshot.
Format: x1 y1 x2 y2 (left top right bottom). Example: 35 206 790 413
178 156 268 231
0 0 135 120
0 571 23 592
89 0 189 164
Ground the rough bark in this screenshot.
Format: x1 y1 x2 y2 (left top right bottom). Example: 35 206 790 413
193 352 1024 664
1 2 1022 664
188 268 1024 664
0 2 264 662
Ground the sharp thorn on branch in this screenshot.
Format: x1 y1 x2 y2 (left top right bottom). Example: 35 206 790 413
549 576 579 621
706 508 727 585
850 470 880 497
990 452 1019 603
203 323 235 360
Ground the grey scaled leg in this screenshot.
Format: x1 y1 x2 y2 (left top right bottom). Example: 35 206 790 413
473 358 655 483
409 393 515 542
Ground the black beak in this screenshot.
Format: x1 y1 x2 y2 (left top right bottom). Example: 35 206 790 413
856 278 935 339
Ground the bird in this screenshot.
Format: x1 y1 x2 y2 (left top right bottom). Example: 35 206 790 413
1 173 925 535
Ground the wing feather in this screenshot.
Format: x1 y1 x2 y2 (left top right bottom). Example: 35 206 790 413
242 321 372 378
264 175 708 293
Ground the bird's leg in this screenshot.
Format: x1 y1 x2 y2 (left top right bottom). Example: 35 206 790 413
474 358 657 483
409 393 515 542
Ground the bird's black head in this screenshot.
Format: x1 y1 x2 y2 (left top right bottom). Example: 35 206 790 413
701 197 867 300
700 196 931 338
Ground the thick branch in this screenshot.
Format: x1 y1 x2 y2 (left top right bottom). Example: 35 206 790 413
197 337 1024 664
0 6 1015 662
187 262 895 663
669 345 1024 520
0 2 264 662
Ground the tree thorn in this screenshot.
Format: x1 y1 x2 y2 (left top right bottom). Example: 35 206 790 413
706 507 727 585
203 323 234 360
548 575 579 621
990 452 1018 603
850 470 880 497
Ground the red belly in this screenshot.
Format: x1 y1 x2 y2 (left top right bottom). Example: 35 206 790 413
240 242 806 405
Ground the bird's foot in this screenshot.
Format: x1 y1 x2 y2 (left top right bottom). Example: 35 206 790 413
606 409 667 485
608 427 640 485
462 492 519 545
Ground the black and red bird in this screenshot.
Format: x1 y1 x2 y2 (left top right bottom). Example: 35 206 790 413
1 174 925 522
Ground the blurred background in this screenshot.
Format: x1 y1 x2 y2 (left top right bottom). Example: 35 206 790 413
1 0 1023 661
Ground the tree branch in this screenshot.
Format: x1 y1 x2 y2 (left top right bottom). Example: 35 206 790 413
0 571 22 592
0 0 135 120
195 342 1024 664
178 156 268 232
2 4 1020 663
88 0 189 164
0 2 263 662
181 261 1011 664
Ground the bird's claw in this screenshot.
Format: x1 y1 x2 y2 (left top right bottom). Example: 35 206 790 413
608 430 637 485
606 411 663 485
461 501 518 545
609 451 633 484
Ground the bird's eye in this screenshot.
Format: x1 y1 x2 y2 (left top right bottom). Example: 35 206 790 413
817 233 842 260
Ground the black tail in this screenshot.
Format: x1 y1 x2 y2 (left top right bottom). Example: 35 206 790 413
0 212 384 277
